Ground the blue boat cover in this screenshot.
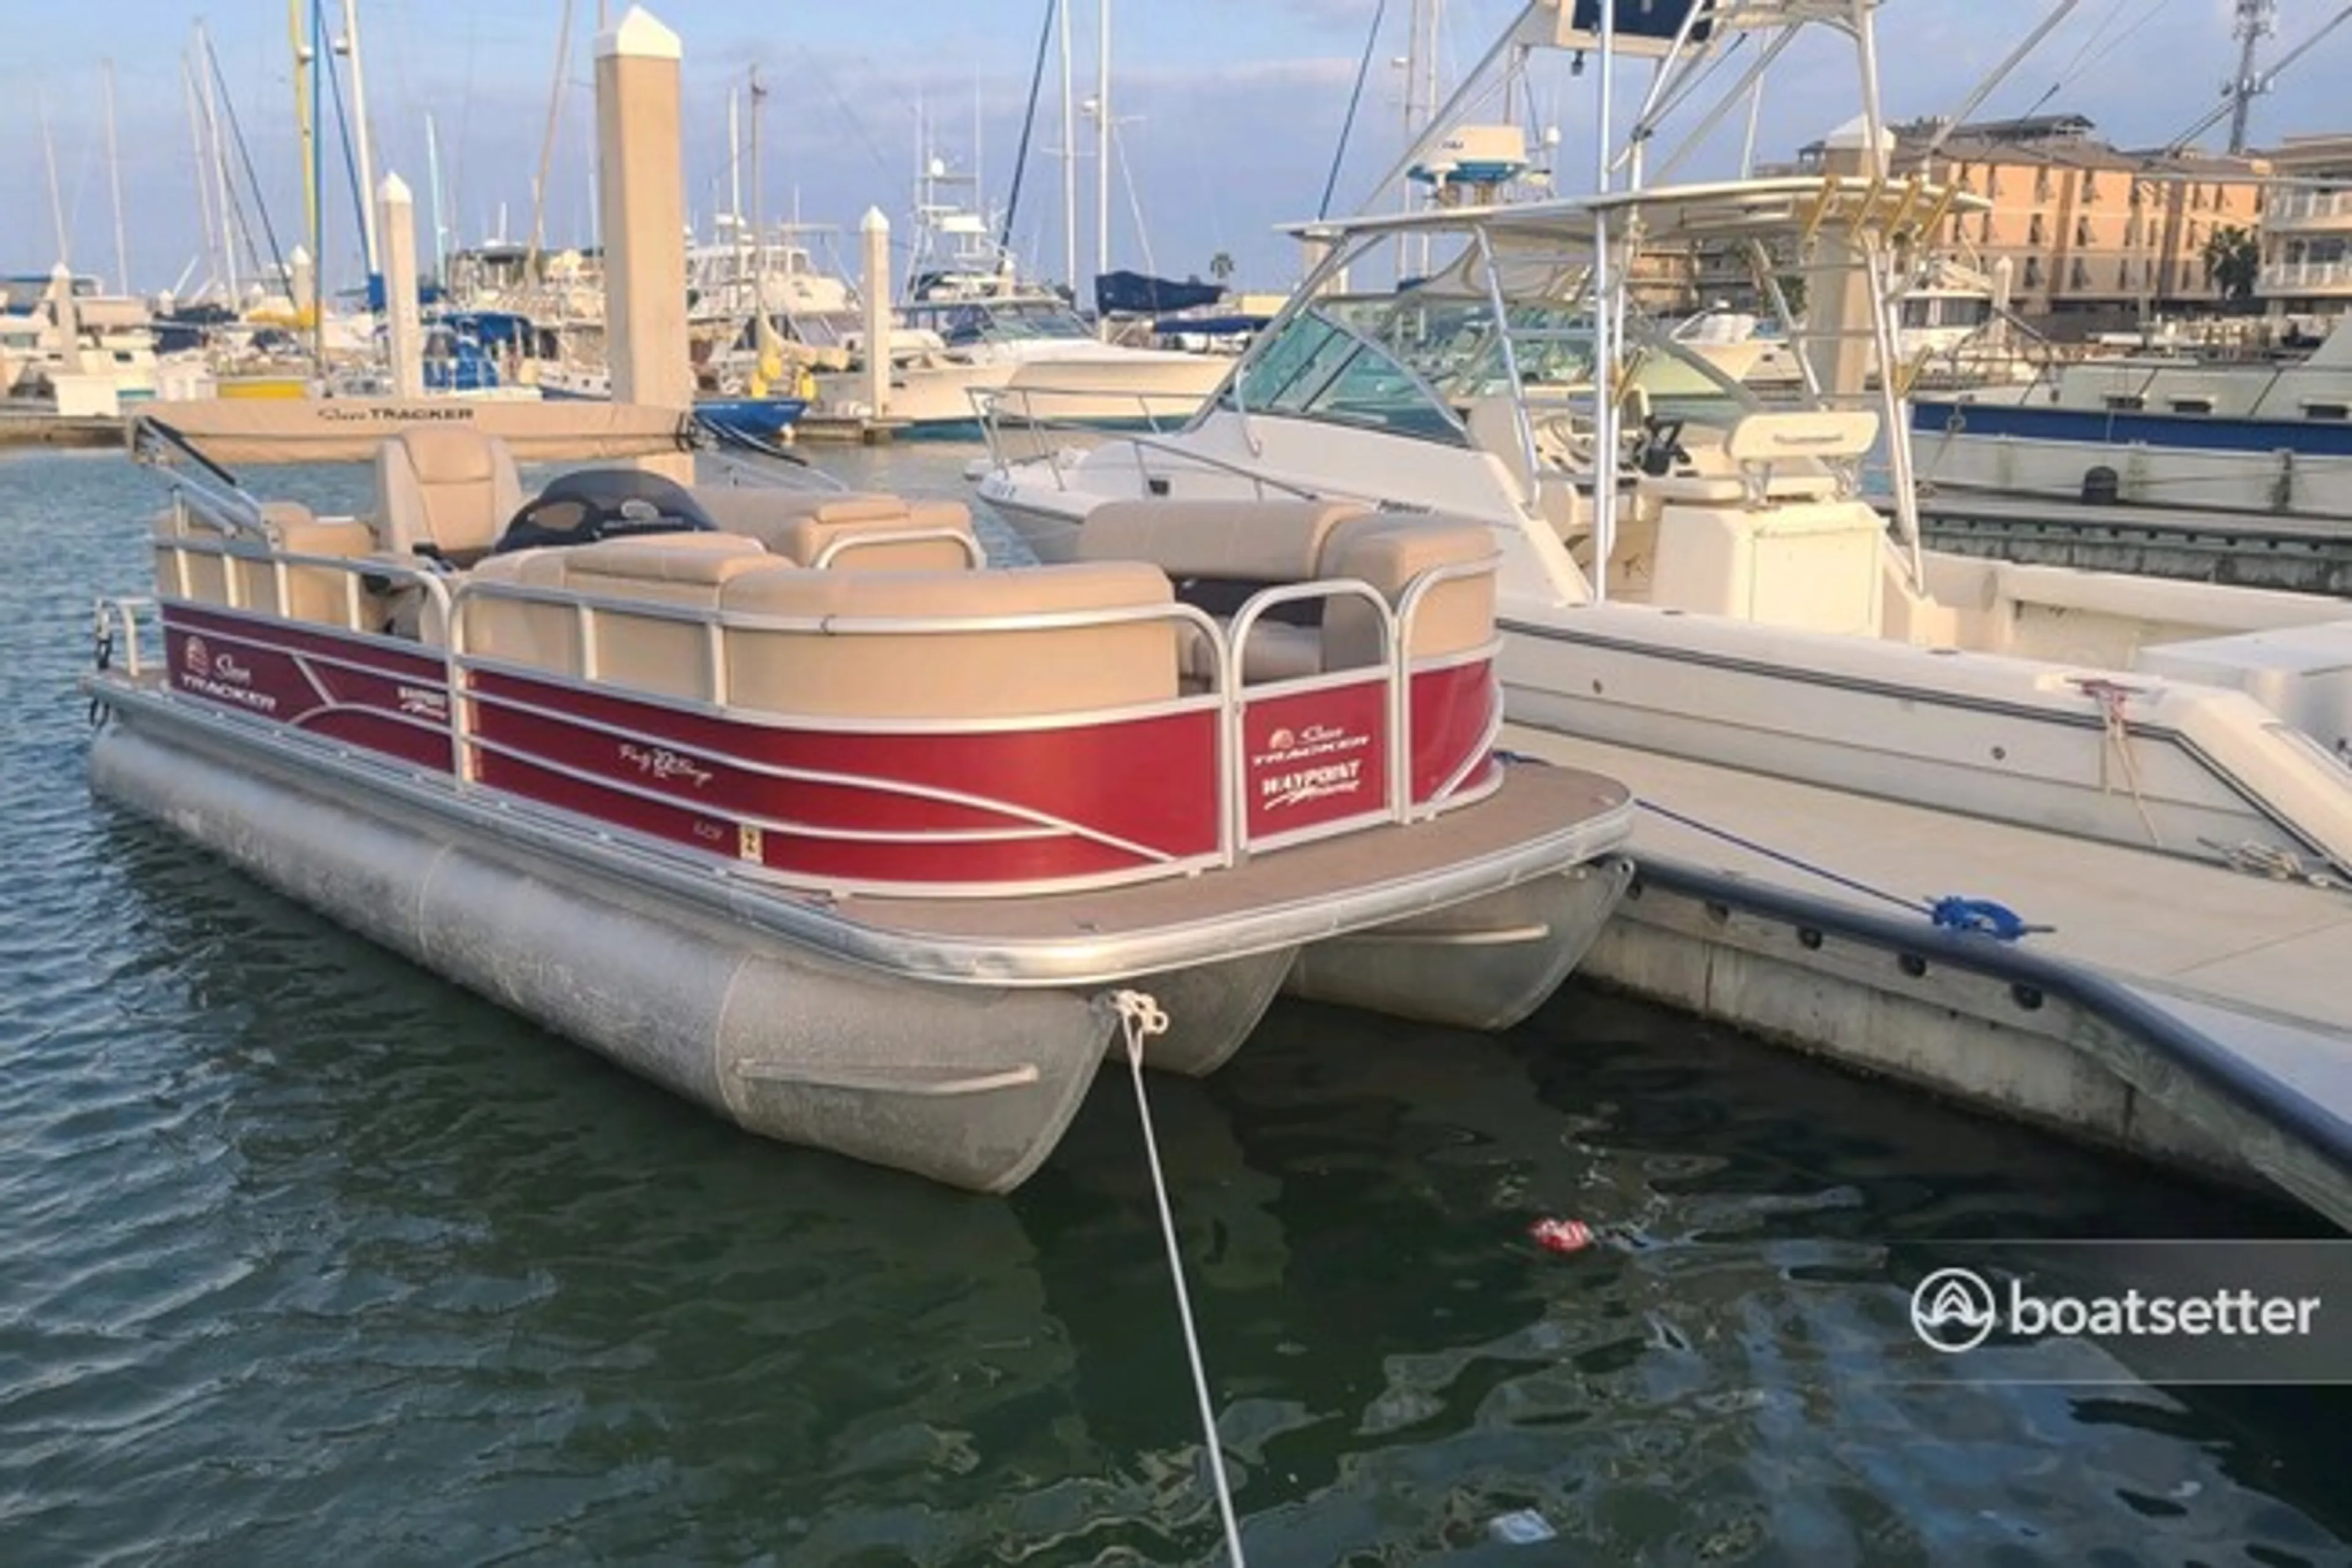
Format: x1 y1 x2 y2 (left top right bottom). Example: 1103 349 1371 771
1096 270 1224 318
1567 0 1714 47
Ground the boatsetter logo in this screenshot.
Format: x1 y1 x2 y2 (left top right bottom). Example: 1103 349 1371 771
1904 1243 2346 1383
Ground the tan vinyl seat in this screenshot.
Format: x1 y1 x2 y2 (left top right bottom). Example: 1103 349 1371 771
1079 497 1371 684
453 534 775 696
461 545 1181 720
720 562 1179 718
695 486 979 571
1079 497 1372 582
1317 514 1500 670
153 500 385 630
374 425 526 567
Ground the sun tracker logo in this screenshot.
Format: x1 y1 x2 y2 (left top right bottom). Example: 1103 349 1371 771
183 635 211 677
1911 1267 1999 1354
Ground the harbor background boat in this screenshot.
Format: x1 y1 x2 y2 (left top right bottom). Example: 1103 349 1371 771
5 439 2348 1563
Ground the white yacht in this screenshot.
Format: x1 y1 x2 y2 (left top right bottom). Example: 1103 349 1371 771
977 0 2352 889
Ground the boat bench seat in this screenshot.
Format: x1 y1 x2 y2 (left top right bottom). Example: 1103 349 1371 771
692 486 979 571
460 538 1181 717
152 502 387 631
1992 559 2318 639
717 562 1181 718
1078 498 1376 582
453 534 776 697
1077 500 1496 683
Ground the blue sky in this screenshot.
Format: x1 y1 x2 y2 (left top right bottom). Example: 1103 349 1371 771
4 1 2342 298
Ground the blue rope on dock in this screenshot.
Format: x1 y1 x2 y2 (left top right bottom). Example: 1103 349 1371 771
1630 797 2052 943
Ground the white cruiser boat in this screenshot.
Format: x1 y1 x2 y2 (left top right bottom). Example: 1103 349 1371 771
80 399 1633 1190
976 0 2352 890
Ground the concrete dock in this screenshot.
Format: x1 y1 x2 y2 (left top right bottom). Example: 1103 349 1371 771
1501 726 2352 1229
0 410 124 450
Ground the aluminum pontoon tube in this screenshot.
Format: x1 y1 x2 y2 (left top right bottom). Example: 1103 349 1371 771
89 720 1112 1193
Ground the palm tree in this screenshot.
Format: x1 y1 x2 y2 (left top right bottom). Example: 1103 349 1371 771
2201 224 2260 308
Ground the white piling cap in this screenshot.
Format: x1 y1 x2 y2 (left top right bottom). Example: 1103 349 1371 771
860 206 891 235
378 172 413 205
597 5 682 61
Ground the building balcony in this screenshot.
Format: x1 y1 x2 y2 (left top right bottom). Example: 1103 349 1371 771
2263 189 2352 228
2258 260 2352 296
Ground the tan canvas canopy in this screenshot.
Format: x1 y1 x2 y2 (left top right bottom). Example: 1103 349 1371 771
132 398 698 466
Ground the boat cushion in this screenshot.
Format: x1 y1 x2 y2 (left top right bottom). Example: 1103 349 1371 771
1320 515 1499 668
694 488 978 570
718 562 1180 718
375 426 525 567
445 548 582 665
244 518 384 629
541 535 778 700
1079 498 1374 582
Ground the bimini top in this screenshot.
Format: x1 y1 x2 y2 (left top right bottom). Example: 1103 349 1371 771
129 398 699 467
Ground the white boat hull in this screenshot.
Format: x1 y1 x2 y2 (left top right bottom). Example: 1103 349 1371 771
1912 424 2352 521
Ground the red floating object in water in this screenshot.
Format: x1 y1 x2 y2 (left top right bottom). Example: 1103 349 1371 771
1529 1217 1594 1254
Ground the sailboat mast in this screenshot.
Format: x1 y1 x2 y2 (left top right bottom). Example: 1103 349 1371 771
290 0 317 276
196 24 241 300
426 111 448 285
181 53 223 296
1058 0 1077 290
1396 0 1424 274
1094 0 1110 308
750 66 767 299
342 0 380 274
103 60 131 292
310 0 328 368
37 88 69 266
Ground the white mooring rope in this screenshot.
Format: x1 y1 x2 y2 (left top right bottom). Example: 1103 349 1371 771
1110 989 1248 1567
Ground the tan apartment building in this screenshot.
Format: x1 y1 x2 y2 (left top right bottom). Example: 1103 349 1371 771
2256 134 2352 315
1796 116 2266 332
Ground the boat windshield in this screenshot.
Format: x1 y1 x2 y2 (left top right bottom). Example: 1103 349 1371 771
1216 291 1597 443
908 300 1093 347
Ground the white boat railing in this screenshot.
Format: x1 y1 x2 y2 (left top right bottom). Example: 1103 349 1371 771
974 396 1335 505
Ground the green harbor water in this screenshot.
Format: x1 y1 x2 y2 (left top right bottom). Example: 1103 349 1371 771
2 443 2345 1566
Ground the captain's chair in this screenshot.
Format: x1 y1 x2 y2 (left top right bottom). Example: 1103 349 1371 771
375 425 524 567
1463 394 1587 545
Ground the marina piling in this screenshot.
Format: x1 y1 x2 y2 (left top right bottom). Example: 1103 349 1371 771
595 4 692 481
377 174 424 399
860 206 891 420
